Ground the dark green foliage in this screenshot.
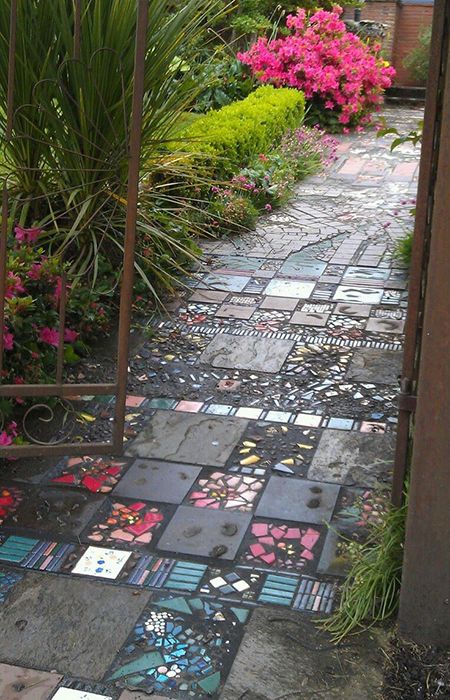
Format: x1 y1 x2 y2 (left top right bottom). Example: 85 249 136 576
403 26 431 85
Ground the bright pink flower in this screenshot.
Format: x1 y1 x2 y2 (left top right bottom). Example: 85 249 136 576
3 327 14 351
64 328 79 343
38 327 60 347
5 272 25 299
14 225 42 245
0 431 13 446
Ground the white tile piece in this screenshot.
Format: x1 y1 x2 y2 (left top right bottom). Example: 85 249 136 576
264 279 315 299
235 407 263 420
210 576 227 588
233 580 250 592
52 690 112 700
265 410 292 423
294 413 322 428
71 547 131 580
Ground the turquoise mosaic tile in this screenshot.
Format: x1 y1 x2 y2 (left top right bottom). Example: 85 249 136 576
258 572 299 607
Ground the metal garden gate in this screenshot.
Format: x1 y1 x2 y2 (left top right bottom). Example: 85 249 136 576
0 0 149 458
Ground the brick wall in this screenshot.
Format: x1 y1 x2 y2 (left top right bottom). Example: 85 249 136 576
343 1 397 60
393 3 434 85
343 1 434 86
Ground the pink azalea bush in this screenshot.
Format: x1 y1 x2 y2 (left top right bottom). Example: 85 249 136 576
1 226 110 445
237 6 395 131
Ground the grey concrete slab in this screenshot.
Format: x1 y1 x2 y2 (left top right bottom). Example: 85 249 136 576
255 477 340 523
0 663 63 700
113 459 201 504
346 348 402 384
126 411 247 467
308 430 396 486
365 317 405 334
0 574 150 680
157 505 251 560
200 334 294 373
220 607 385 700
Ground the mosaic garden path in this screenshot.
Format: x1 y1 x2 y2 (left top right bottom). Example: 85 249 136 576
0 106 421 699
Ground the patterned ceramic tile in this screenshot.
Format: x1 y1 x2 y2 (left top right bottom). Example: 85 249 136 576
85 500 167 546
292 576 337 613
257 572 299 607
187 472 265 512
200 566 262 603
49 456 127 493
240 520 323 572
107 594 246 695
127 556 207 592
71 546 131 579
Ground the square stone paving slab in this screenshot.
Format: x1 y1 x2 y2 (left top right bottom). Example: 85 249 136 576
127 411 247 467
200 334 294 373
10 487 104 537
157 505 251 560
259 296 298 311
215 303 256 319
0 574 150 680
290 310 329 327
308 430 396 486
365 317 405 334
334 302 372 317
346 348 402 384
113 459 201 504
198 273 249 293
333 286 383 304
255 477 340 523
0 663 63 700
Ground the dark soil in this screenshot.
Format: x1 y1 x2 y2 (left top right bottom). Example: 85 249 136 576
382 635 450 699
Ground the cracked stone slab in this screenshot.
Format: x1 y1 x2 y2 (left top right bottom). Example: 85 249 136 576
0 663 63 700
0 574 150 680
200 334 294 373
308 430 396 486
220 606 385 700
127 411 248 467
346 348 402 384
157 505 251 559
255 477 340 523
113 459 201 503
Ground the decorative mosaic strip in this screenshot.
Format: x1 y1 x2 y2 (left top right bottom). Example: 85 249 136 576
258 573 299 607
0 535 75 572
292 576 337 613
127 555 206 592
150 319 402 351
146 397 391 433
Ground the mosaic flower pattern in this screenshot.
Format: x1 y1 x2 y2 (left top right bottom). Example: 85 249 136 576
108 595 246 695
0 569 23 603
188 472 264 512
241 520 322 571
51 456 127 493
86 501 165 546
0 486 23 525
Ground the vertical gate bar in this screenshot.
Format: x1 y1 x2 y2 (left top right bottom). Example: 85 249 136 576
0 0 18 374
398 0 450 644
73 0 82 60
56 269 68 385
113 0 149 453
391 0 446 506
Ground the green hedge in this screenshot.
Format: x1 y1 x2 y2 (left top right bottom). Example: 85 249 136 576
171 85 305 178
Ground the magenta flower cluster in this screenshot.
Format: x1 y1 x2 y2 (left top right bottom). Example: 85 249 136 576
237 6 395 128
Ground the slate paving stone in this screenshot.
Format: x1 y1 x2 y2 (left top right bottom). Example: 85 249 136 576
333 286 383 304
113 459 201 504
346 348 402 384
199 273 250 292
157 505 251 560
10 488 104 537
126 411 248 467
189 289 228 303
200 334 294 373
290 310 329 326
255 477 340 524
308 430 396 486
334 302 372 317
365 317 405 334
0 574 151 680
264 279 315 299
0 662 63 700
215 303 256 319
259 296 298 311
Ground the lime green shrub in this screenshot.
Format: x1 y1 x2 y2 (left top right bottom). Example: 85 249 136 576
172 85 305 178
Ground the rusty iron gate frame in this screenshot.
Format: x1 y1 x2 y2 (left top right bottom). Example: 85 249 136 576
0 0 149 458
391 0 449 506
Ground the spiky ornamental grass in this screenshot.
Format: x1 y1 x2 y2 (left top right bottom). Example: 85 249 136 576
321 490 408 643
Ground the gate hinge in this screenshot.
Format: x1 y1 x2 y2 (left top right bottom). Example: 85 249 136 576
398 377 417 413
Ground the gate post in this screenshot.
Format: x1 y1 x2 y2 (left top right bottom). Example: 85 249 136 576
397 0 450 645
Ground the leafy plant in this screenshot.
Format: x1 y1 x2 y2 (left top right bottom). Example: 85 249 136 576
321 490 408 642
395 232 413 266
193 52 255 113
404 26 431 85
0 0 224 295
238 6 395 131
208 189 259 234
